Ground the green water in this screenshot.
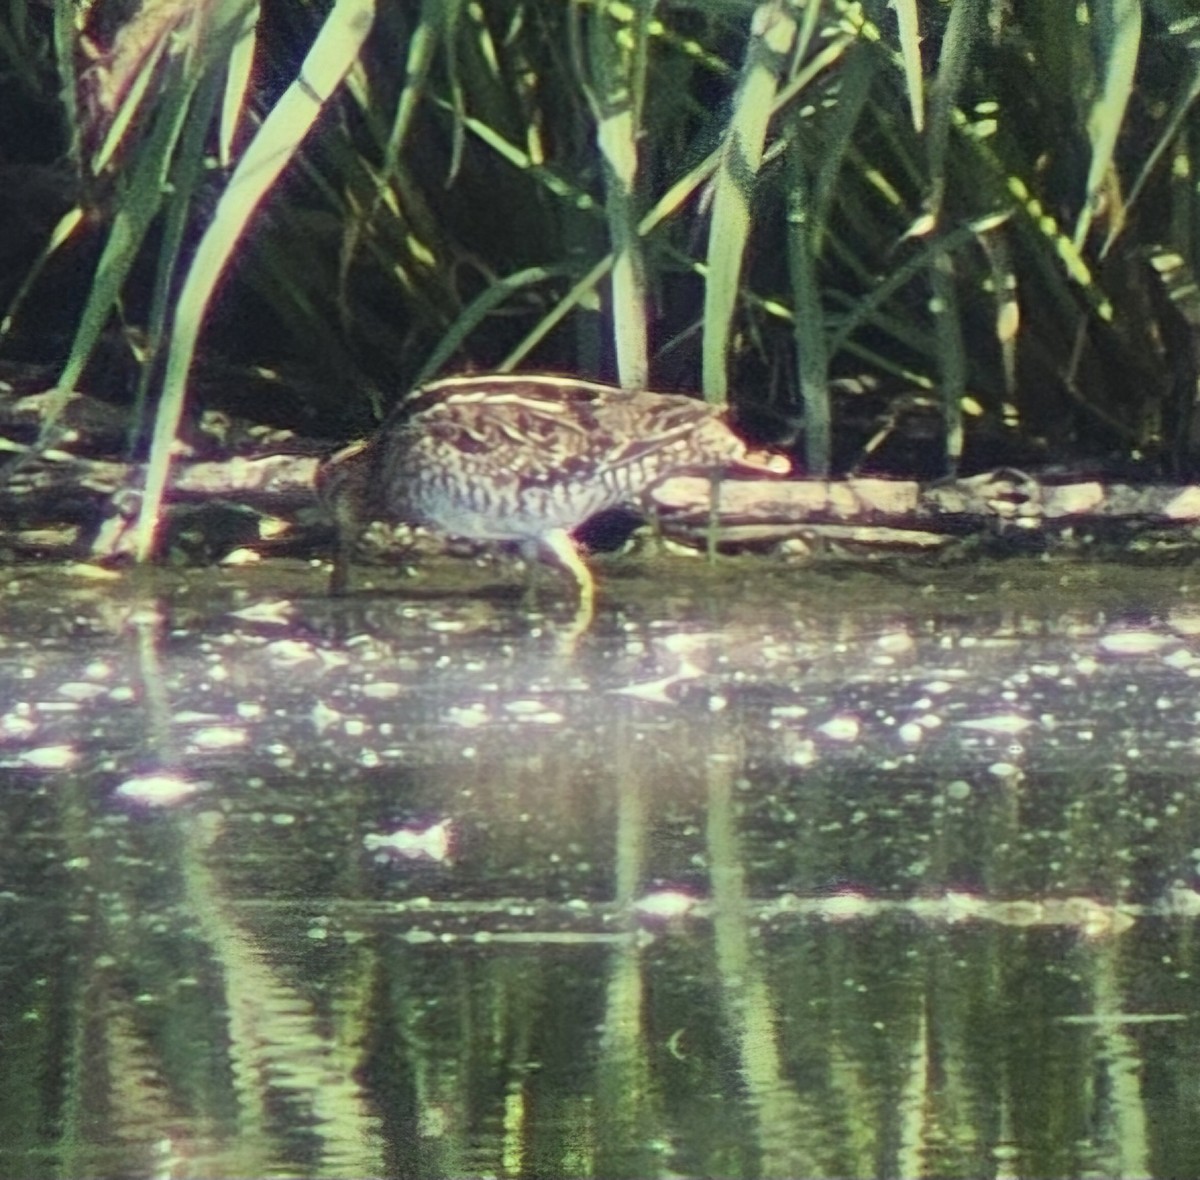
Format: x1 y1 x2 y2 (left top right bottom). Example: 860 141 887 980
3 559 1199 1179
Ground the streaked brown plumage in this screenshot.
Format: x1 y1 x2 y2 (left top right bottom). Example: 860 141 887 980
318 373 789 620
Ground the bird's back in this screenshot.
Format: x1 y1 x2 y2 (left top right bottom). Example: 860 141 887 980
369 375 784 541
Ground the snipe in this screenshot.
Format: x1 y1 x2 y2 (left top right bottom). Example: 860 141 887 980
317 373 790 625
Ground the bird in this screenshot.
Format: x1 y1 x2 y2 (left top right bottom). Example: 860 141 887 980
317 373 790 627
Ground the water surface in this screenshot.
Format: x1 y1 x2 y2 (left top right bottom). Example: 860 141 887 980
3 557 1199 1179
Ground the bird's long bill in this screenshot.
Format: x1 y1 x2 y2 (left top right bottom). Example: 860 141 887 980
734 447 792 476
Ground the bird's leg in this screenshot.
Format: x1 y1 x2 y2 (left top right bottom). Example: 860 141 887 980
706 469 722 565
326 488 372 597
644 499 666 554
316 441 372 597
519 539 544 607
541 528 596 636
329 533 352 596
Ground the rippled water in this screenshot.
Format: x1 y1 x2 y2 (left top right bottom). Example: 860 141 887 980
3 557 1200 1179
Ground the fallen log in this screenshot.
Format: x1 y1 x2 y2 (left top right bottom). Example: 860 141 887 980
6 383 1200 564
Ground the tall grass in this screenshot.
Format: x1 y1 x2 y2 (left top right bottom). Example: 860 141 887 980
3 0 1200 559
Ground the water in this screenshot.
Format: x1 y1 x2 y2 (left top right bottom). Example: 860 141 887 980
3 557 1200 1179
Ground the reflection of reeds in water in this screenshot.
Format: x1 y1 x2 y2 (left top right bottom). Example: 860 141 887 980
175 813 384 1177
83 1003 185 1175
595 710 657 1179
12 594 1182 1178
704 723 821 1178
22 790 1164 1179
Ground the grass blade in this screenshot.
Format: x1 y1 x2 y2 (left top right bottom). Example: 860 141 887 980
587 0 653 389
787 151 830 474
1075 0 1142 250
892 0 925 132
702 0 798 408
133 0 376 562
218 4 260 167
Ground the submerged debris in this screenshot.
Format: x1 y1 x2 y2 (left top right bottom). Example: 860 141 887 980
113 772 203 807
364 818 454 863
